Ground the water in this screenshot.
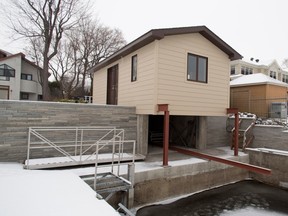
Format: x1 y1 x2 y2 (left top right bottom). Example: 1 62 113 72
136 180 288 216
221 207 287 216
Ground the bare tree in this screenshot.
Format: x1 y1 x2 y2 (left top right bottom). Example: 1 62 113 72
56 17 126 98
69 17 126 96
8 0 89 100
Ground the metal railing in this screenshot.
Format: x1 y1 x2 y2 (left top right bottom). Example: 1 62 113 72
242 121 255 150
25 126 137 169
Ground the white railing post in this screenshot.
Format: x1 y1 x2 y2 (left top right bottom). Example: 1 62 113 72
80 128 84 162
26 127 32 169
74 127 78 156
94 141 99 191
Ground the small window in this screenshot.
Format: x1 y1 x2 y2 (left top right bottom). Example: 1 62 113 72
21 73 33 80
20 92 29 100
230 66 235 75
187 53 208 83
241 66 253 75
131 55 137 82
270 71 276 79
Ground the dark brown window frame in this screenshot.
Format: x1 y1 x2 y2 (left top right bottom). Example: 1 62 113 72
21 73 33 81
131 55 137 82
0 64 15 78
187 53 208 83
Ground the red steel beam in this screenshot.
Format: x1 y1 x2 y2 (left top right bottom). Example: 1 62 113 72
227 108 239 156
170 146 271 175
158 104 169 166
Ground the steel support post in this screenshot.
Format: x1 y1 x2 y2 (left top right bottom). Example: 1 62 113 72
227 108 239 156
158 104 169 167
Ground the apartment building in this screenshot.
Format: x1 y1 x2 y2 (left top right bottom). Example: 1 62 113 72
0 49 43 100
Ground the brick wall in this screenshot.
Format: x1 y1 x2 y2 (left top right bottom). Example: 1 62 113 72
0 100 137 162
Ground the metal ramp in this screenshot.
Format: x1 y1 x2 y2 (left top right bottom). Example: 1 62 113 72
24 126 138 211
24 153 144 169
24 126 145 169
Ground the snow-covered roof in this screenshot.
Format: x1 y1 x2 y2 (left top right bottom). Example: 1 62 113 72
230 73 288 87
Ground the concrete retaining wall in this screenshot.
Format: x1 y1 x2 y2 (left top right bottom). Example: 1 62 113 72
0 100 137 162
247 149 288 189
133 155 249 206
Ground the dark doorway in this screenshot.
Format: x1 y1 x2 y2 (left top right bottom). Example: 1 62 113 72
148 115 164 146
106 65 118 105
148 115 198 148
170 116 198 148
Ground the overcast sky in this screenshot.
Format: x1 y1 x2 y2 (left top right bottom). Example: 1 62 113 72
1 0 287 65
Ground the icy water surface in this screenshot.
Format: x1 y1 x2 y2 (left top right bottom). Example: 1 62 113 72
136 180 288 216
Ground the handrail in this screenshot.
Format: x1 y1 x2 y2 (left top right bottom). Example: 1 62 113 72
25 126 135 170
243 121 255 149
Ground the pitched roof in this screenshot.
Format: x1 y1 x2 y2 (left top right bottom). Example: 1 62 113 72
230 73 288 87
89 26 243 73
0 52 43 71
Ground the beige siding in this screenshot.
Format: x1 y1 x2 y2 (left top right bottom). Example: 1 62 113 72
93 33 232 116
93 68 107 104
93 42 157 114
157 33 230 116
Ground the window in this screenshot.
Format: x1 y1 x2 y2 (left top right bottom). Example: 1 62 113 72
282 74 288 83
187 53 208 83
270 71 276 79
20 92 29 100
131 55 137 82
0 64 15 78
21 73 33 80
230 66 235 75
241 66 253 75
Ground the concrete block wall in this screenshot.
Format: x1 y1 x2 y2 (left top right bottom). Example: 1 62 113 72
252 125 288 151
0 100 137 162
207 116 231 148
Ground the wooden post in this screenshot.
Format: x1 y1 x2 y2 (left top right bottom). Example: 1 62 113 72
158 104 169 166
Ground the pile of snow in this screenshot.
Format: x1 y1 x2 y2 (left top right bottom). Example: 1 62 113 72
255 117 287 127
0 163 120 216
229 112 287 127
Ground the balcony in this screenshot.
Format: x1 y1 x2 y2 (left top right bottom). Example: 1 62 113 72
20 80 42 94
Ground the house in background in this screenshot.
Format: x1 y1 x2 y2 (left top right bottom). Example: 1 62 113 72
230 73 288 118
89 26 242 156
230 58 288 83
0 49 43 100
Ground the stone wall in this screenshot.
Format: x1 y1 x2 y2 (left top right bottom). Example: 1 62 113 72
0 100 137 162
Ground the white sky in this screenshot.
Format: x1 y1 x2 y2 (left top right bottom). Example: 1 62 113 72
1 0 288 65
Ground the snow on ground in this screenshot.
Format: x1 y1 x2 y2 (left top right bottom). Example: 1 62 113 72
0 147 248 215
0 163 120 216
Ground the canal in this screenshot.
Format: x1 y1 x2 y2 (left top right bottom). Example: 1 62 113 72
136 180 288 216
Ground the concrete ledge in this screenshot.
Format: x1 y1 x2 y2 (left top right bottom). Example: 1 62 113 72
246 148 288 188
133 155 249 206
